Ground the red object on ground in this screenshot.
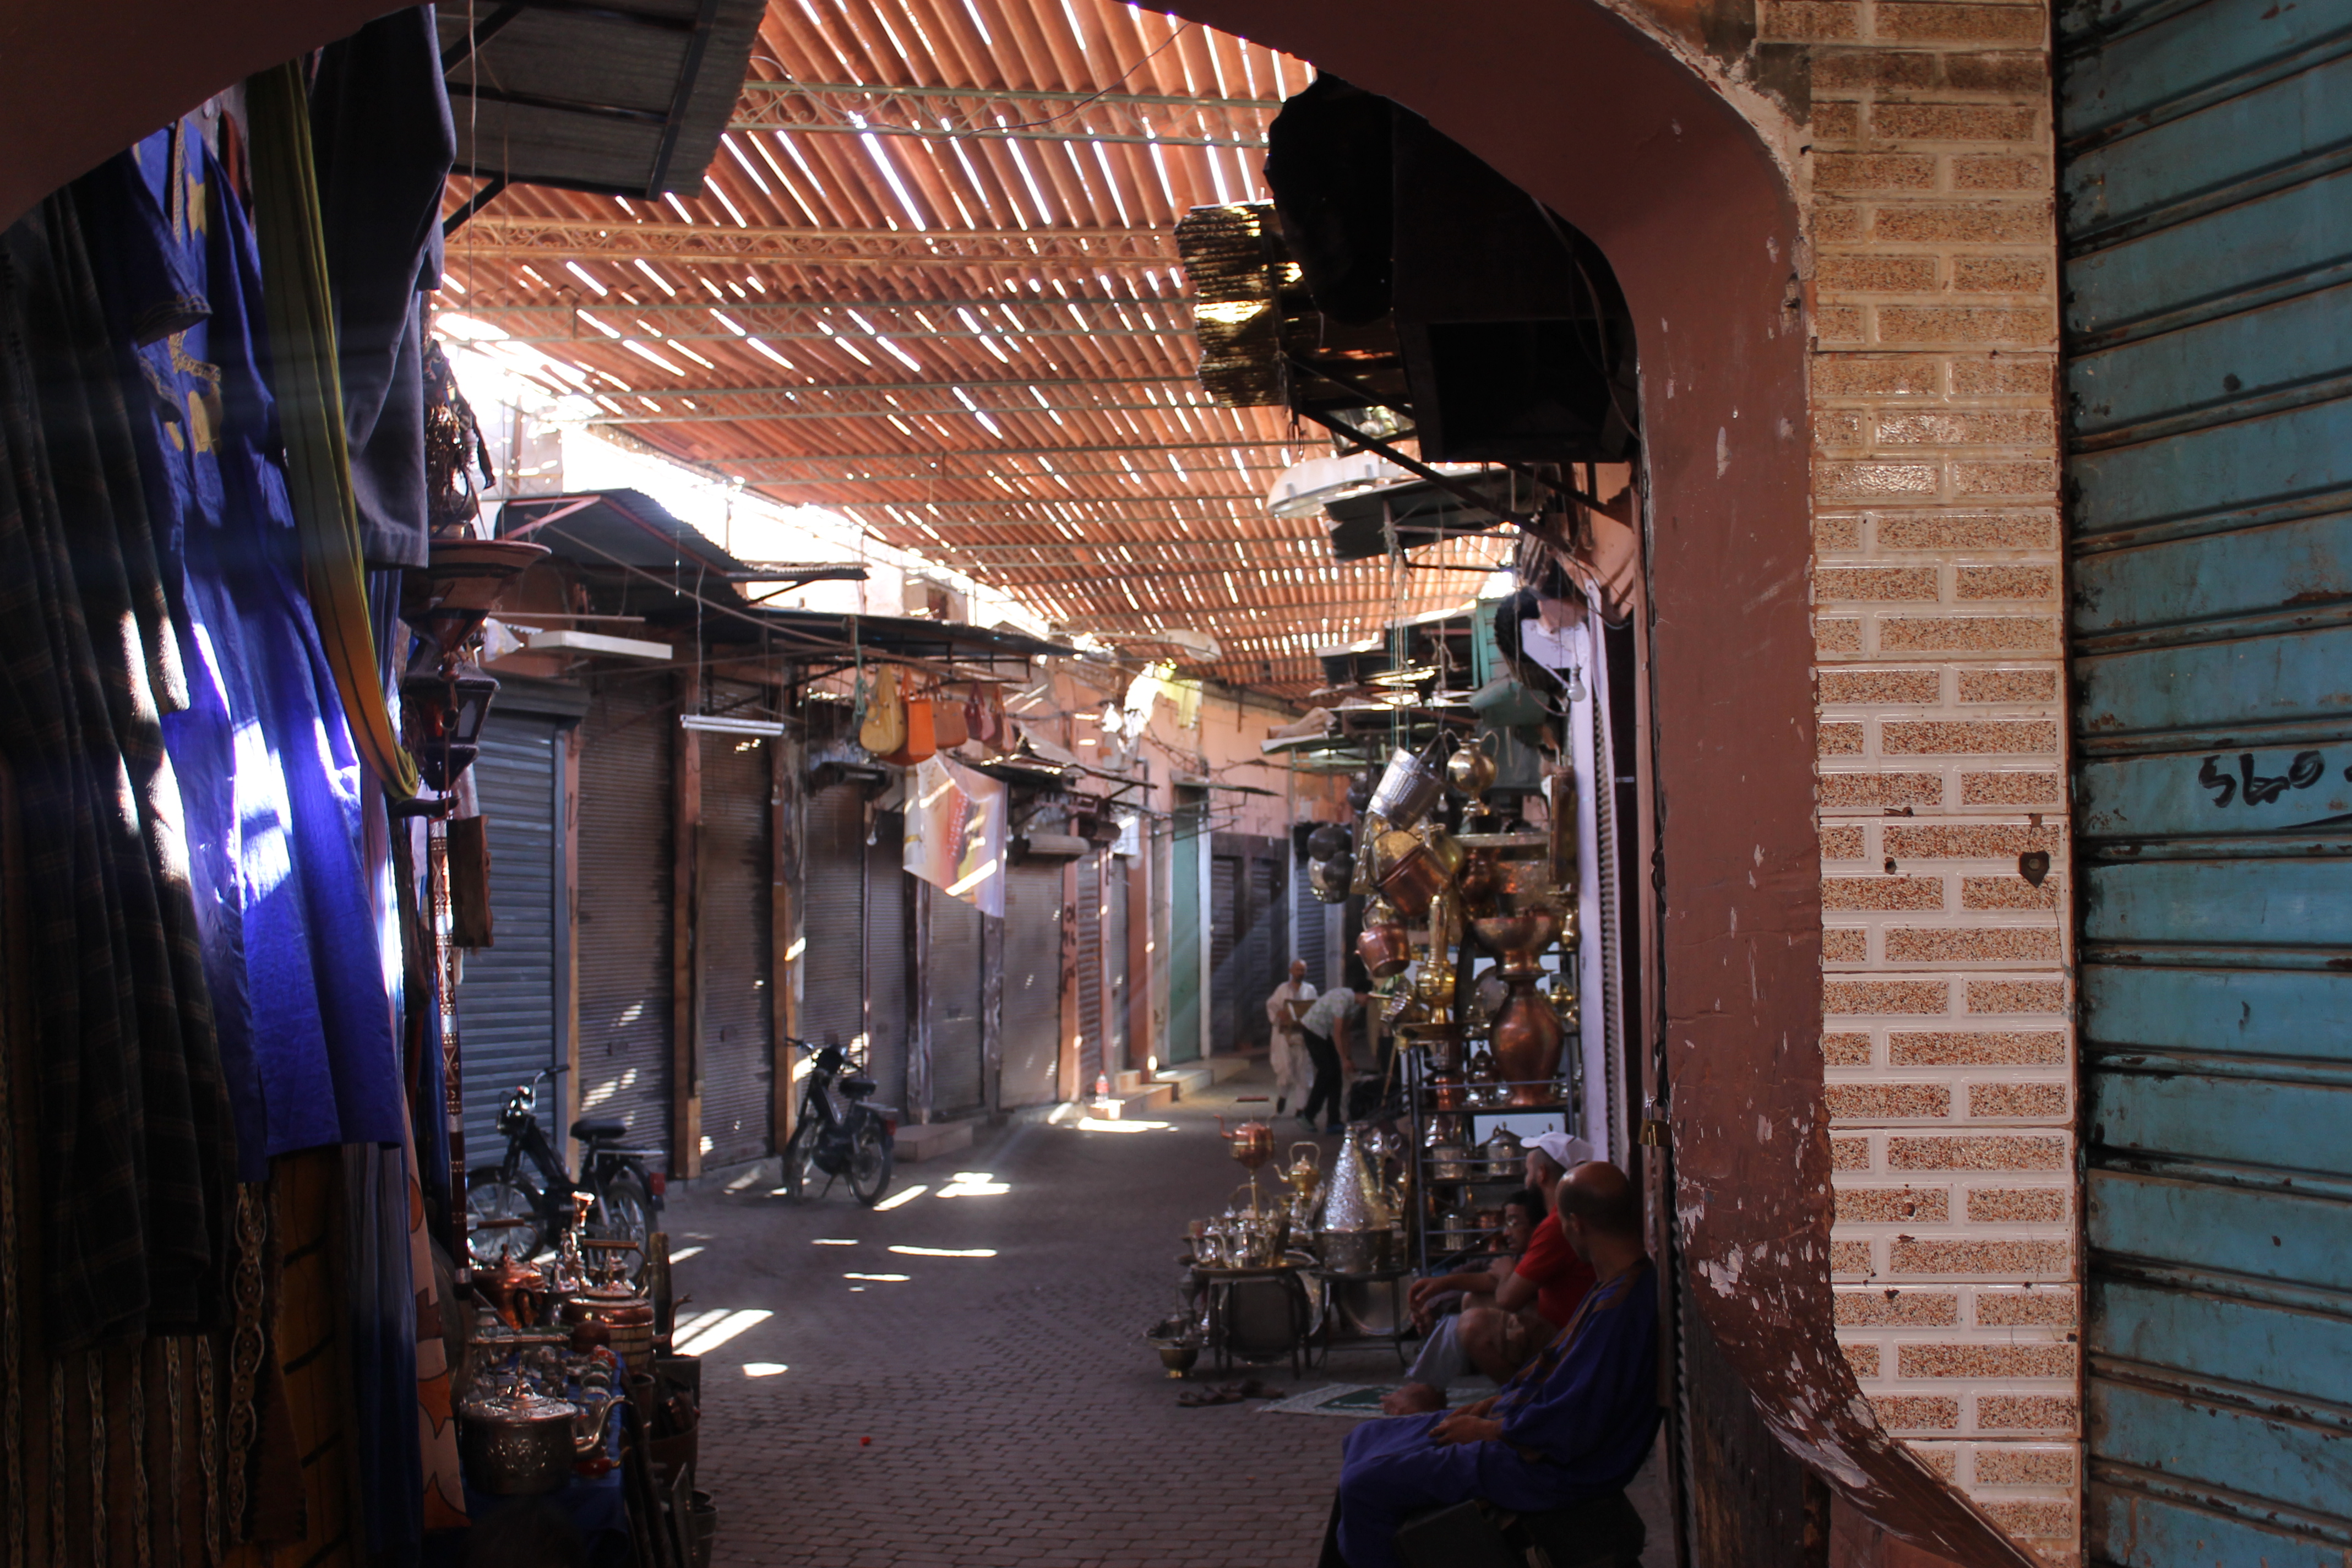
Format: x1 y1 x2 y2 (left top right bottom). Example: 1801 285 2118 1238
861 1435 872 1446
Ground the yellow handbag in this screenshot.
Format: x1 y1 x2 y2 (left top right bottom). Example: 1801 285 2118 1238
857 665 906 757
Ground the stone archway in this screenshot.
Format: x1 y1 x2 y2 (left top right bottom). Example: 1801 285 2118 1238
1163 3 2030 1562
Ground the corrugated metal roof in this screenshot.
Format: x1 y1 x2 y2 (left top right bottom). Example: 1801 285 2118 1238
438 0 1510 698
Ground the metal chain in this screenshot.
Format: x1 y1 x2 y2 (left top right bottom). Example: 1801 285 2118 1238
164 1342 183 1568
46 1364 62 1568
222 1188 264 1551
195 1340 217 1567
128 1350 148 1568
85 1356 106 1567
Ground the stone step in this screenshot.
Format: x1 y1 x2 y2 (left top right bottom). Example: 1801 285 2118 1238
1206 1054 1258 1085
1114 1068 1150 1095
894 1118 976 1163
1087 1082 1175 1119
1154 1067 1214 1101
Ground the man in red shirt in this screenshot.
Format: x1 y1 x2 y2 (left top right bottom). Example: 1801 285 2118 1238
1381 1131 1596 1414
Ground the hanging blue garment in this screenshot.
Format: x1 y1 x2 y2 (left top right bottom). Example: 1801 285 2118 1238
80 123 406 1168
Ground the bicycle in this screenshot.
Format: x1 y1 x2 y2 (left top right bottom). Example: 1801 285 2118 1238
777 1038 897 1206
465 1066 665 1266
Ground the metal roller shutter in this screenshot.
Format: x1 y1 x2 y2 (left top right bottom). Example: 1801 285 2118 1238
456 712 562 1160
865 812 910 1110
801 781 864 1059
928 888 983 1117
575 676 672 1168
1075 851 1103 1092
1210 854 1238 1052
698 687 772 1168
1294 848 1329 992
2062 1 2352 1555
1243 856 1281 1051
1104 855 1129 1072
1000 861 1063 1106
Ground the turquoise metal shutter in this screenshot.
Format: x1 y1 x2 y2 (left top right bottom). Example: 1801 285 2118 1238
456 711 563 1161
2061 0 2352 1560
1169 798 1205 1064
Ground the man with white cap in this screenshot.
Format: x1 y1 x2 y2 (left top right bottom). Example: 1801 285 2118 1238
1380 1130 1598 1415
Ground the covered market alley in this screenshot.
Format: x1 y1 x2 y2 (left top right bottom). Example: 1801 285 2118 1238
6 0 2351 1565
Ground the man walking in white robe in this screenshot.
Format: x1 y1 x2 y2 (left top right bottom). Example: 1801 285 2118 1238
1265 959 1317 1115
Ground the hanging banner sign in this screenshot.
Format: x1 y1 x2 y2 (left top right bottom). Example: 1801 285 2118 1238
904 754 1008 917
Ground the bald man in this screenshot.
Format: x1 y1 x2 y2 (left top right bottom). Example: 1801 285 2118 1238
1317 1162 1661 1568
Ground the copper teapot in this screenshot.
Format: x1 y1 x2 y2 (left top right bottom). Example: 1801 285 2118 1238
1217 1115 1273 1171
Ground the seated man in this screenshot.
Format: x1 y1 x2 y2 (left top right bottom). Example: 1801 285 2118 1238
1319 1161 1659 1568
1380 1133 1595 1415
1407 1186 1543 1333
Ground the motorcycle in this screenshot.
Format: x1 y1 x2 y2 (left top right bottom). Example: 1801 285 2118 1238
777 1038 898 1206
465 1066 664 1265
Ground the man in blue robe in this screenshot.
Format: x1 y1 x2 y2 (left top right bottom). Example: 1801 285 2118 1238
1320 1160 1661 1568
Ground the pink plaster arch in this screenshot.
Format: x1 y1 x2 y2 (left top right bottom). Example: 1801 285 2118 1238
1162 3 2031 1561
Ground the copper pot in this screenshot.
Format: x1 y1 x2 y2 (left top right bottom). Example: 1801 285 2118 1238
1456 850 1501 914
1469 901 1565 976
1490 974 1564 1107
1378 842 1449 920
1429 1069 1466 1110
1357 906 1411 978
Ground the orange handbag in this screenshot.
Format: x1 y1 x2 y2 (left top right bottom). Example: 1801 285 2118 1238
883 693 937 766
931 688 970 749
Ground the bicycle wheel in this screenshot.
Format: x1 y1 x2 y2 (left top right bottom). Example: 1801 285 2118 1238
846 1119 895 1206
778 1124 820 1203
465 1169 544 1266
588 1171 653 1255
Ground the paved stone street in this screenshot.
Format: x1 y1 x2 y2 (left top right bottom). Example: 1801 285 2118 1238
666 1063 1670 1567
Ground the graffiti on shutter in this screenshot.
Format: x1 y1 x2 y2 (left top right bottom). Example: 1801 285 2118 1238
2062 0 2352 1556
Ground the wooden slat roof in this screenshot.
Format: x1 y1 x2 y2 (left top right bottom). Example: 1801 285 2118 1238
437 0 1509 699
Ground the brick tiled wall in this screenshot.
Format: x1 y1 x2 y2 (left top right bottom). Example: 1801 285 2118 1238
1758 0 2077 1559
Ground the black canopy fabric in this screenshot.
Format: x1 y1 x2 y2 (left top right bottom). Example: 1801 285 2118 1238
311 6 457 570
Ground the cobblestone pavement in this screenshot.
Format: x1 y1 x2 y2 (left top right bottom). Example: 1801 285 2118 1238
665 1063 1670 1568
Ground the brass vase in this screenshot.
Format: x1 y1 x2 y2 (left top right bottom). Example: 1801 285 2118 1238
1490 973 1564 1107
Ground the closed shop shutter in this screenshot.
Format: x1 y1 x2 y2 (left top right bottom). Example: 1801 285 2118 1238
1294 848 1329 992
1075 851 1103 1091
2062 6 2352 1554
801 781 864 1059
928 888 984 1117
698 687 773 1168
1242 856 1281 1050
456 711 563 1161
1168 800 1204 1064
575 676 672 1169
1104 855 1129 1071
865 811 911 1110
1210 854 1238 1052
1000 861 1063 1106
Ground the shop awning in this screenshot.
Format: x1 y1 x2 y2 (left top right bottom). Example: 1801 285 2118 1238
437 0 767 202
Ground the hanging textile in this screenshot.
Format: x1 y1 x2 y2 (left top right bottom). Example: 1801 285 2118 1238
0 185 235 1348
904 754 1008 917
242 62 421 799
309 6 456 570
74 123 407 1166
